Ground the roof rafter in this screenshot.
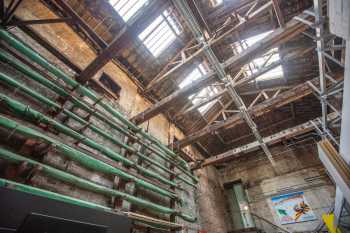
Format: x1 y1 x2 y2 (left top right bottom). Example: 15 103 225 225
172 0 283 165
144 0 274 92
57 0 169 85
192 112 338 169
131 12 311 125
175 72 343 148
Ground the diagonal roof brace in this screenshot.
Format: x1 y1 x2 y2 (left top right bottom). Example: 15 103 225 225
193 112 339 169
173 0 276 166
131 9 311 125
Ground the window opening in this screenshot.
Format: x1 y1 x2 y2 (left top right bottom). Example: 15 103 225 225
109 0 148 22
99 73 122 97
232 31 284 81
138 9 182 57
179 64 219 114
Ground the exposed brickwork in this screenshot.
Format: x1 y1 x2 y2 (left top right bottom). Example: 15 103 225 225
220 143 335 232
0 1 205 232
195 166 233 233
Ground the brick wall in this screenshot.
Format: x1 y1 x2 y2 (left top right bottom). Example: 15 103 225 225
220 143 335 232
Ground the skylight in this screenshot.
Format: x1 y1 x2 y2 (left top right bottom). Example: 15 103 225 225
233 31 284 81
211 0 223 7
179 64 219 114
138 9 181 57
109 0 147 22
245 49 284 81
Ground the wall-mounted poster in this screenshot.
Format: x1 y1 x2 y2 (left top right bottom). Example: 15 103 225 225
271 192 317 225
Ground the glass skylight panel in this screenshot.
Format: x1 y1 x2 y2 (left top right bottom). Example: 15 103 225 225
196 87 219 113
109 0 147 22
164 10 181 35
179 67 203 88
235 30 273 53
256 65 283 81
211 0 223 7
179 65 219 114
234 31 284 81
138 10 181 57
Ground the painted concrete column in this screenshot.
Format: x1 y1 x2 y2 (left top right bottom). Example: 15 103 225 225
334 39 350 227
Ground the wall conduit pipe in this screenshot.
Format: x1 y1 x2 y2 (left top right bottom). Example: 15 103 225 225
0 90 181 189
0 178 188 228
0 178 198 223
0 178 112 211
0 41 198 183
0 67 176 176
0 50 197 186
0 65 196 188
0 113 178 199
0 27 191 171
0 147 196 222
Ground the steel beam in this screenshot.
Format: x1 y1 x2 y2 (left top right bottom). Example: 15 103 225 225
8 17 73 26
145 1 274 91
3 0 23 24
0 0 4 22
132 72 217 125
53 0 107 50
175 73 343 148
317 140 350 204
132 10 311 126
75 28 126 84
193 112 338 168
74 0 168 84
314 0 328 133
173 0 277 166
175 89 227 117
272 0 285 27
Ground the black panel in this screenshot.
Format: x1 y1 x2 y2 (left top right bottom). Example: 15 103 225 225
17 213 107 233
0 187 131 233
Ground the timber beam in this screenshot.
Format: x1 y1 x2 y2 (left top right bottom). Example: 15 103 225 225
131 10 312 126
0 0 4 22
8 17 73 26
192 112 338 169
272 0 285 27
222 11 311 69
52 0 107 50
73 0 168 85
175 73 343 148
145 0 274 91
2 0 23 25
175 89 227 118
132 72 218 125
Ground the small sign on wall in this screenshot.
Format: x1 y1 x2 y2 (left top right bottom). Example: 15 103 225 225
271 192 316 225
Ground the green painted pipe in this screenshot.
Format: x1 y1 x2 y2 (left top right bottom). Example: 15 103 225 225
0 178 196 222
0 70 195 188
0 65 175 176
0 114 177 199
0 28 186 166
0 52 171 164
0 147 176 215
0 148 196 221
0 46 198 185
0 91 180 188
0 91 176 186
0 178 113 211
0 51 195 179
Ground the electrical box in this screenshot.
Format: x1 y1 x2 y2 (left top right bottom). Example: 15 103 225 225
329 0 350 39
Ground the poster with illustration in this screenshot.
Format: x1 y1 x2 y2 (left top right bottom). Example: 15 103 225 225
271 192 316 225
